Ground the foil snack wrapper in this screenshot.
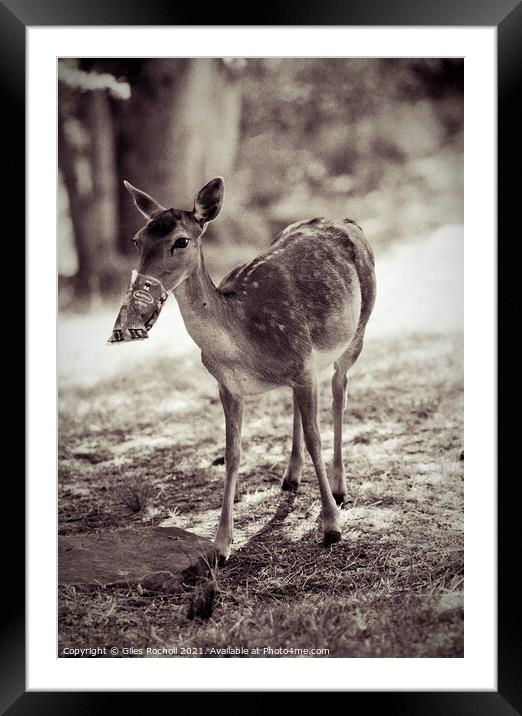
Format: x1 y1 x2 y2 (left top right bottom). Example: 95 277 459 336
108 271 168 344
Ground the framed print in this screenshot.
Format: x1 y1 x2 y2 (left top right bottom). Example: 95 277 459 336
8 0 517 709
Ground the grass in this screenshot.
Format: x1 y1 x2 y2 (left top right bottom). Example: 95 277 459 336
58 328 463 658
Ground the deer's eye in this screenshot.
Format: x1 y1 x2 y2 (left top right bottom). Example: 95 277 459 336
171 237 189 254
132 238 139 253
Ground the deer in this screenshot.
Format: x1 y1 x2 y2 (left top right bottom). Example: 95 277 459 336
123 177 376 563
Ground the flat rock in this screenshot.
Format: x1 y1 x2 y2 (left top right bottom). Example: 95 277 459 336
59 526 215 593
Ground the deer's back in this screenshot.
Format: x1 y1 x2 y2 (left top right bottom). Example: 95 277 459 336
217 218 375 387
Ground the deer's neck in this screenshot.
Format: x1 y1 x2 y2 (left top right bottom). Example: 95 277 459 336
173 251 235 354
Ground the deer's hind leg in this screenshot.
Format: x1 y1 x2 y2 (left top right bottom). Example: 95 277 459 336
330 336 364 506
294 370 341 546
282 390 304 492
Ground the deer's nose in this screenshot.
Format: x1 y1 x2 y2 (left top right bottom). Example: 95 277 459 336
137 257 162 282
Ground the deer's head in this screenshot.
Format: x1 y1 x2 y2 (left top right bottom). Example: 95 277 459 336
124 177 224 291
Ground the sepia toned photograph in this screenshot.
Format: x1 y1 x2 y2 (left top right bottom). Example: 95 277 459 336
58 57 464 659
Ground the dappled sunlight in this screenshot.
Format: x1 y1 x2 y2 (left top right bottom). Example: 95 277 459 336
346 505 399 531
283 501 322 543
160 486 284 549
109 435 176 456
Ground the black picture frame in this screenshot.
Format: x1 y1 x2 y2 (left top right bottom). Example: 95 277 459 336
9 0 516 710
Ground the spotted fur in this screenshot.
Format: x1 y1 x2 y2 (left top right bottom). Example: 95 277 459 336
213 218 375 387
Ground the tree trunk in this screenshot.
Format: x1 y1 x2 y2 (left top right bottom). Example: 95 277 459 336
59 90 119 302
115 59 241 254
58 102 93 300
83 90 119 293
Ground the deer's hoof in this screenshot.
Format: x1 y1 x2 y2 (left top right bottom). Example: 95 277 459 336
333 493 347 507
212 542 231 567
212 548 229 568
281 478 299 493
323 530 342 547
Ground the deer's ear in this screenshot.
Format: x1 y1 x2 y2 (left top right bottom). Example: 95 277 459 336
193 177 224 224
124 180 165 220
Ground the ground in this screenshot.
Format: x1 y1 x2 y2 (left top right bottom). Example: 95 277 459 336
58 225 464 658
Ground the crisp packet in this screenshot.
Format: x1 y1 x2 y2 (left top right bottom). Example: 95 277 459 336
107 270 168 344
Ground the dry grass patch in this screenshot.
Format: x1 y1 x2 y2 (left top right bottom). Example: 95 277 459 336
59 331 463 657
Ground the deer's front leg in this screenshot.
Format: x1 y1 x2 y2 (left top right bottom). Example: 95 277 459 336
214 383 244 564
282 390 304 492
